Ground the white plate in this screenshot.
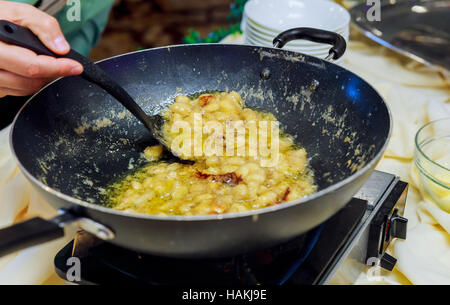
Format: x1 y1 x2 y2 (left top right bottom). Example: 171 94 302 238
244 35 345 64
246 37 344 55
244 0 350 33
245 36 332 56
245 13 349 37
245 23 348 47
246 25 349 49
245 24 348 43
247 34 331 52
244 17 349 43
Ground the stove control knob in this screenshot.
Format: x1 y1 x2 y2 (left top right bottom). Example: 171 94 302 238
380 253 397 271
389 209 408 240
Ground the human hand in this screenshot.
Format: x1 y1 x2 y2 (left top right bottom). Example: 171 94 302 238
0 0 84 97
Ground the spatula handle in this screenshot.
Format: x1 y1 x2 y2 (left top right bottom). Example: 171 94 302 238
0 20 96 72
0 19 155 136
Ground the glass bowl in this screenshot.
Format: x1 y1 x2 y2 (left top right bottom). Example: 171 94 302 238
414 118 450 212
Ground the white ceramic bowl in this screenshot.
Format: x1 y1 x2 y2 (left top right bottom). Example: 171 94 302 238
244 19 348 40
245 24 349 51
245 22 349 48
244 0 350 33
243 10 349 51
246 34 331 53
245 33 346 64
245 13 348 37
245 27 330 48
245 36 332 57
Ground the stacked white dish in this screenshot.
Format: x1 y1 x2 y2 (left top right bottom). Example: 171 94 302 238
242 0 350 63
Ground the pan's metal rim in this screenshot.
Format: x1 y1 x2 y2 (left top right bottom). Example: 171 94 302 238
9 43 393 222
349 0 449 74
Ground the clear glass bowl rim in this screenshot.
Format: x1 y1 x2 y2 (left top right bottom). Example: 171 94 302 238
414 117 450 190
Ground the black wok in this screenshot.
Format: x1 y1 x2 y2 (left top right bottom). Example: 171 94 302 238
0 27 391 258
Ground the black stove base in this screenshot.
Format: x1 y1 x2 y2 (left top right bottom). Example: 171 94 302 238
54 199 367 285
54 171 408 285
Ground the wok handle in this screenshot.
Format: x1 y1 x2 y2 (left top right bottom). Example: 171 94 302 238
0 20 156 136
273 27 346 60
0 210 115 257
0 217 64 257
